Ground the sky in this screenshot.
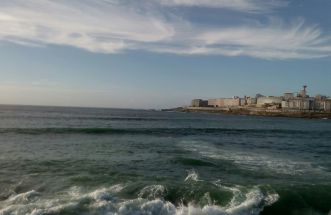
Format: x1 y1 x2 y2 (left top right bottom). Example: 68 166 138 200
0 0 330 109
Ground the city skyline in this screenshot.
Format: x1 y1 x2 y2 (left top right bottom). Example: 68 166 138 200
0 0 331 109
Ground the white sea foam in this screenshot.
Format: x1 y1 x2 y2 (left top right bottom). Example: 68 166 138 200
179 140 327 176
138 185 167 200
175 184 278 215
184 170 200 182
0 181 278 215
0 184 124 215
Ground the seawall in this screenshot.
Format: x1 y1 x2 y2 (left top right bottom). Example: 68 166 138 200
164 107 331 119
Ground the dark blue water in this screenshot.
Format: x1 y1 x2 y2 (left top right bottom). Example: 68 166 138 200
0 105 330 215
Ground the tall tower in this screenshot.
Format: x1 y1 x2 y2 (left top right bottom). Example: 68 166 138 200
300 85 307 97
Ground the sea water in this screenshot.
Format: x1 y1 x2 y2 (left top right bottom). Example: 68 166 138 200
0 105 330 215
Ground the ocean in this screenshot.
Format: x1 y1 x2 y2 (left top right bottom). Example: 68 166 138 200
0 105 330 215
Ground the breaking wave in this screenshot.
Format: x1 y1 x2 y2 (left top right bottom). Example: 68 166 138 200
0 172 278 215
180 140 330 176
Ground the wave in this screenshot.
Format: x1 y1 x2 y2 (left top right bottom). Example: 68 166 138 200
174 158 217 167
0 187 277 215
180 140 330 177
0 172 279 215
0 127 328 136
1 115 176 122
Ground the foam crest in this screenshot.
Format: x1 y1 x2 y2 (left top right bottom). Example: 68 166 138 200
138 185 166 200
180 140 328 176
0 183 278 215
184 170 200 182
0 185 124 215
6 190 40 204
225 188 278 215
118 199 177 215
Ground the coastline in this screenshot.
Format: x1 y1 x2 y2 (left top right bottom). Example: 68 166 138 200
163 107 331 119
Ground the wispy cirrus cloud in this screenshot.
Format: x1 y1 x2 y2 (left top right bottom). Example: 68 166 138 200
0 0 330 60
0 0 175 53
171 18 331 59
158 0 288 12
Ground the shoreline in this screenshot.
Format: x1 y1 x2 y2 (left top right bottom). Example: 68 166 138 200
163 107 331 119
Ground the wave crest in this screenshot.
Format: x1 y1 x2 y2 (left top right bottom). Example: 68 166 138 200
0 181 278 215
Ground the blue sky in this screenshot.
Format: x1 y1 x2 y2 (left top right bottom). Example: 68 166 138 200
0 0 330 108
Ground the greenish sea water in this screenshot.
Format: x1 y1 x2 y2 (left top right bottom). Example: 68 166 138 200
0 105 330 215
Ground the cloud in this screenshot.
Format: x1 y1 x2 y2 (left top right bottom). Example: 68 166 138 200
0 0 330 60
0 0 175 53
158 0 288 12
178 18 331 59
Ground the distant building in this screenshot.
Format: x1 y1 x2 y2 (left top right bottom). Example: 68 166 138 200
314 96 326 111
281 101 289 109
297 85 309 98
246 97 257 105
314 97 331 112
315 94 327 100
208 98 221 107
325 99 331 112
282 86 317 111
257 96 282 107
208 97 241 107
283 97 314 111
240 98 246 106
283 93 294 100
190 85 330 112
191 99 208 107
314 100 324 111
